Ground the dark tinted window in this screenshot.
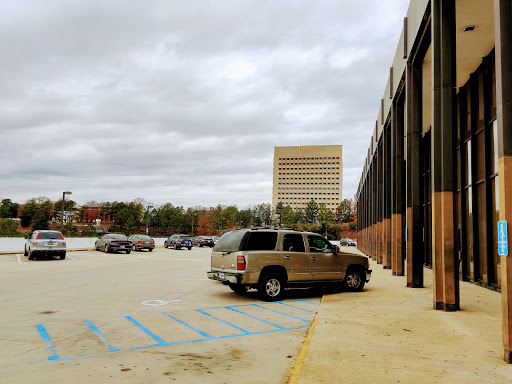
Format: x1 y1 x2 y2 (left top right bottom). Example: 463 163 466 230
213 230 247 252
307 235 333 253
111 234 128 240
38 232 62 240
283 234 305 252
244 232 278 251
180 236 192 240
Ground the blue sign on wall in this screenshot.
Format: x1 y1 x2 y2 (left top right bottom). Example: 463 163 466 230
498 221 508 256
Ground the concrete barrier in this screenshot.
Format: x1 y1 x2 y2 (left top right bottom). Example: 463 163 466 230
0 237 168 254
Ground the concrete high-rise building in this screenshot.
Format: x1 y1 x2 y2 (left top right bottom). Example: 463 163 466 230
272 145 342 212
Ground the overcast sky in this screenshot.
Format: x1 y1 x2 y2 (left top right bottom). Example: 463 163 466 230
0 0 409 209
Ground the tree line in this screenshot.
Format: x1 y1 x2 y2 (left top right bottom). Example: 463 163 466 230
0 197 356 239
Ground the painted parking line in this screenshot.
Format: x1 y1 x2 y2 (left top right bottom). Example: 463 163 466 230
163 313 214 340
226 306 287 330
83 320 119 353
124 316 168 345
277 302 316 313
252 304 310 322
16 254 22 264
195 309 250 334
9 299 320 364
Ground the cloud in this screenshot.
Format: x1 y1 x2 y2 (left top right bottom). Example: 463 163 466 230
0 0 410 207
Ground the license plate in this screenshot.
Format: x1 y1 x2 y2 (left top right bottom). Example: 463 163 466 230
218 273 225 279
46 242 55 246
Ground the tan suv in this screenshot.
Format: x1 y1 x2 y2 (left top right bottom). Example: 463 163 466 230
207 228 371 301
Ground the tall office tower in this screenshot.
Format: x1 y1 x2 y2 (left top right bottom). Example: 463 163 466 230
272 145 343 212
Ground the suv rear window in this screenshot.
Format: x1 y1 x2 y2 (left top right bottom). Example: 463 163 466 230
213 230 247 252
243 232 278 251
38 232 62 240
111 235 128 240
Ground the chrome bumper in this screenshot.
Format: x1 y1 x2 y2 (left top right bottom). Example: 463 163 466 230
207 271 240 284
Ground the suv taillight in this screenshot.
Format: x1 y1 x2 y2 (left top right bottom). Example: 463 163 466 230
237 255 246 271
138 240 143 243
151 240 155 244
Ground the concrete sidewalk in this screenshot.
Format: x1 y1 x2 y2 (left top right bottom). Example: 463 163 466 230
292 258 512 384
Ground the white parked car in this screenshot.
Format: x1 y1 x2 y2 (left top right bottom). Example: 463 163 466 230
24 230 66 260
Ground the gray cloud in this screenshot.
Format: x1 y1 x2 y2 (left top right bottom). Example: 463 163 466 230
0 0 409 207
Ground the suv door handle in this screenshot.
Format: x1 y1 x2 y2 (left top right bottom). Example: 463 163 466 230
284 255 291 260
310 256 317 260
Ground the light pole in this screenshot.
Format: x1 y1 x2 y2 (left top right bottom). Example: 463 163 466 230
61 191 72 232
146 205 153 234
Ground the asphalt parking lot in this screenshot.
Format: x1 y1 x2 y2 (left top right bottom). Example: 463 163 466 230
0 247 321 384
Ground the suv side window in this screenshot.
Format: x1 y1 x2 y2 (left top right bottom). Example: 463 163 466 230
244 232 278 251
307 235 333 253
283 234 305 252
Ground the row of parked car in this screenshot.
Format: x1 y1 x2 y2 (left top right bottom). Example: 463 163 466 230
94 233 220 253
22 230 222 260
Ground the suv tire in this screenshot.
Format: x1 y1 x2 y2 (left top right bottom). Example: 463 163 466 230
24 247 28 256
258 273 285 301
60 253 66 260
344 269 365 292
104 244 109 253
28 249 34 260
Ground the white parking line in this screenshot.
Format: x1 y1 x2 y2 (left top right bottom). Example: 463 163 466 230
16 254 23 264
67 254 76 260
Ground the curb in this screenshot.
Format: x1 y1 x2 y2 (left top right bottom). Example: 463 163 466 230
288 294 324 384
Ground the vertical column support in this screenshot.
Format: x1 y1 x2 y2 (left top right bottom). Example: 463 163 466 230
431 0 445 310
495 0 512 364
392 99 405 276
384 126 392 269
439 0 459 311
373 157 378 260
406 60 424 288
378 142 384 264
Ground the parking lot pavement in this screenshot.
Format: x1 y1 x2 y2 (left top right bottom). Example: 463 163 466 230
0 247 322 383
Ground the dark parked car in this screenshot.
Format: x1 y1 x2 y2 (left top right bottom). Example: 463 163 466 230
95 234 132 254
164 234 192 250
193 236 214 247
128 234 155 251
340 237 357 247
24 230 66 260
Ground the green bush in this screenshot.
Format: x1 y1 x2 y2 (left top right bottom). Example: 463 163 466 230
0 219 20 237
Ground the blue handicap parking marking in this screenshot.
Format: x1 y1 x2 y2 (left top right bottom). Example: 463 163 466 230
18 299 320 363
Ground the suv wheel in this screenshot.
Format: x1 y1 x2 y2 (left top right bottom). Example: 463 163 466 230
104 244 109 253
344 269 365 292
60 253 66 260
174 244 178 250
258 273 285 301
24 247 28 256
28 248 34 260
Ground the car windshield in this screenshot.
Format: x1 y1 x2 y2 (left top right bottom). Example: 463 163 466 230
180 236 192 240
213 230 247 252
38 232 62 240
110 235 128 240
139 235 151 239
